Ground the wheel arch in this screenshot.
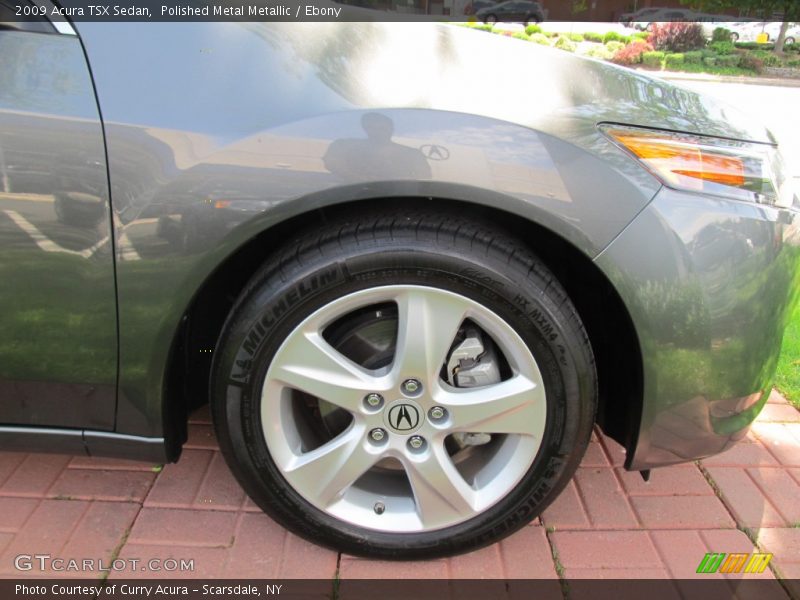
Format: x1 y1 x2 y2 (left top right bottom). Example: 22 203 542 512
161 196 644 464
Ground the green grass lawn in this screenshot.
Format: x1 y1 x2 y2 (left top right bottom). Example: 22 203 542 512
776 300 800 409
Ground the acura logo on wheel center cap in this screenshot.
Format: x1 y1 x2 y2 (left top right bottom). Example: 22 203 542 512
385 399 423 434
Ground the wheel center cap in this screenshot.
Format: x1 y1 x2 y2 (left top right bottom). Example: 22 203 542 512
384 399 424 434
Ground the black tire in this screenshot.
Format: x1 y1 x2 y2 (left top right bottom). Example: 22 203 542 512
730 32 739 41
211 208 597 559
786 36 795 45
484 14 497 25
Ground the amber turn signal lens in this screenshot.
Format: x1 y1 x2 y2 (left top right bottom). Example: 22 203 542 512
608 132 746 188
600 125 780 205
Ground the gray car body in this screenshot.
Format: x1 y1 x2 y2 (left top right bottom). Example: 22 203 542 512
0 21 797 470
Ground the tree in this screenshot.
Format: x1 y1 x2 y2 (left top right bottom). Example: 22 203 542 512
680 0 799 52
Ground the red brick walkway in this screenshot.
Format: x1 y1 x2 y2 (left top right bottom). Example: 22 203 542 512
1 391 799 594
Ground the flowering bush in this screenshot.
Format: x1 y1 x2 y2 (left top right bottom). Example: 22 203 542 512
649 22 706 53
611 40 654 65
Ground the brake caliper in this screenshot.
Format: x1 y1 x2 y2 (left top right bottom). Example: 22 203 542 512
446 326 501 447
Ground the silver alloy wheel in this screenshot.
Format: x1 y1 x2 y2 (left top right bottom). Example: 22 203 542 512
260 285 547 533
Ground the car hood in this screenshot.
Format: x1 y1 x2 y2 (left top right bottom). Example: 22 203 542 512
272 22 774 145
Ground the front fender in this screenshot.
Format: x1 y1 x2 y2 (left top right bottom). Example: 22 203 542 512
103 107 657 437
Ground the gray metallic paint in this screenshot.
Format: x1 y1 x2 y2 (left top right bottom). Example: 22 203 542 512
76 22 668 439
597 187 800 469
0 31 117 430
1 22 798 469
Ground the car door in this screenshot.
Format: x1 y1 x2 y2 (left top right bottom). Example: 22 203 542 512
510 1 527 21
0 3 117 430
664 11 687 22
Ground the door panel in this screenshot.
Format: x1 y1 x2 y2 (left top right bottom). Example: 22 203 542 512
0 30 117 429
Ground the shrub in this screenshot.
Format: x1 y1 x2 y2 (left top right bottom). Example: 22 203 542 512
684 50 703 64
530 33 551 45
544 30 558 37
786 58 800 68
708 40 735 55
738 55 764 73
583 31 603 42
511 32 530 41
611 40 654 65
701 48 717 58
470 23 494 32
642 50 665 68
569 33 584 42
734 41 772 50
603 30 630 44
664 53 685 68
715 54 741 67
703 56 717 66
711 27 732 42
751 49 782 67
554 35 577 52
632 31 650 42
525 23 542 35
649 22 705 52
604 40 625 53
582 45 613 60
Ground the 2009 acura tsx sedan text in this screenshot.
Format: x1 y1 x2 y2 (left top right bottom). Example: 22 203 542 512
1 10 798 559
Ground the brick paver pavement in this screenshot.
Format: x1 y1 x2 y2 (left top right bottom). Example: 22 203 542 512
1 390 798 595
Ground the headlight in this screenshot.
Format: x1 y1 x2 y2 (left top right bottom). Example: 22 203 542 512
600 124 785 206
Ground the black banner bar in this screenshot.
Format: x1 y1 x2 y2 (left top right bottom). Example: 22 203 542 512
1 0 797 23
0 579 797 600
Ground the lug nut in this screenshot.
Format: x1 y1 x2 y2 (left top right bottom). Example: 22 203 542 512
407 435 426 450
369 428 387 443
429 406 446 421
402 378 422 395
374 502 385 515
364 393 384 409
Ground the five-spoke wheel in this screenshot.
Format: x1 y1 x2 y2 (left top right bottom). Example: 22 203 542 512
262 286 547 532
212 209 596 558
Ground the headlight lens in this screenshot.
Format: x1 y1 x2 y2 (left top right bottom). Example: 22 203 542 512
600 124 782 205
